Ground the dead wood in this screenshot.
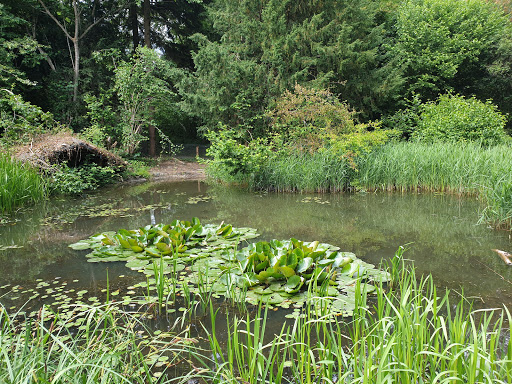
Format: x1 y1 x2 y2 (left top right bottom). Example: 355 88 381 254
492 249 512 266
12 132 127 171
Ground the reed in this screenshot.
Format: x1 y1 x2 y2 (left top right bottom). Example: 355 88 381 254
0 303 202 383
202 249 512 383
358 141 512 195
358 141 512 228
0 153 46 214
231 151 353 193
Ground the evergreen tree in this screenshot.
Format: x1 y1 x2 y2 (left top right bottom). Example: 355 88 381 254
179 0 397 138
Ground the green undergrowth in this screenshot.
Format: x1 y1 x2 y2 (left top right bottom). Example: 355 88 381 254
0 153 46 214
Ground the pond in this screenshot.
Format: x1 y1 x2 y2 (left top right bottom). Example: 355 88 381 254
1 180 512 315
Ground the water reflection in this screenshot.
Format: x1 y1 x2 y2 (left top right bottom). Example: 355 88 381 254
1 181 511 309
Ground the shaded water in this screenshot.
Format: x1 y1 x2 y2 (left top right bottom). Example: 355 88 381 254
1 180 512 313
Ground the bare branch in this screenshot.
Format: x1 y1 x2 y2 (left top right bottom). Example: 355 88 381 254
80 0 132 40
37 0 73 41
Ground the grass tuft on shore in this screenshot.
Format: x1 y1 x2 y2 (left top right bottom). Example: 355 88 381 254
0 153 46 214
358 142 512 228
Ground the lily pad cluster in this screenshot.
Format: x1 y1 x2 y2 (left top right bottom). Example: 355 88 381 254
208 239 389 316
69 219 390 317
69 218 259 265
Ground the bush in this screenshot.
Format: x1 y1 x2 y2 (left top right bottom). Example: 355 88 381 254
50 164 119 195
268 85 357 152
0 91 60 147
205 128 274 183
413 94 507 146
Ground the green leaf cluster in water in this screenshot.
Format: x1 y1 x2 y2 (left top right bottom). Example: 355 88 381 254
69 218 258 264
69 218 389 317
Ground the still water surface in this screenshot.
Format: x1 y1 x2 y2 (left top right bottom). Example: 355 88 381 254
1 180 511 312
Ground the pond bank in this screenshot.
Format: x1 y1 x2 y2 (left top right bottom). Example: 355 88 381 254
149 158 206 181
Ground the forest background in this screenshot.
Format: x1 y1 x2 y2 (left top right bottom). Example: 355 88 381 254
3 0 512 226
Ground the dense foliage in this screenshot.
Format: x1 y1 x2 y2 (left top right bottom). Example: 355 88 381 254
1 0 511 145
414 94 507 145
2 0 512 227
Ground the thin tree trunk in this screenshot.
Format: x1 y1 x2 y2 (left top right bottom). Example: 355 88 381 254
72 0 80 103
144 0 156 157
144 0 151 48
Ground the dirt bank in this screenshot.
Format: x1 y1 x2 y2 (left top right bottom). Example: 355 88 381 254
149 159 206 181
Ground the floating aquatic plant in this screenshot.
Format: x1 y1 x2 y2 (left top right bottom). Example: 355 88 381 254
69 218 389 317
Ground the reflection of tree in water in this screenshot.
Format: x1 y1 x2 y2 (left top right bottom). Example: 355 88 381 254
207 185 512 305
0 181 210 282
2 181 512 307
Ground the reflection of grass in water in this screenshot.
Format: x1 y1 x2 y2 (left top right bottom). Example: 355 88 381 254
209 185 488 257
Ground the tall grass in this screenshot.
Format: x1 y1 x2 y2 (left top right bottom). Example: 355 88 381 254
0 153 46 214
252 151 353 192
3 249 511 383
0 303 204 383
205 252 512 383
358 141 512 194
358 142 512 228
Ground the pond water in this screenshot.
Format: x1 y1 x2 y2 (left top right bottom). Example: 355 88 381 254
1 180 512 316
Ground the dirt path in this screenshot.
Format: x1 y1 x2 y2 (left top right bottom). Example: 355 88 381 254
149 159 206 181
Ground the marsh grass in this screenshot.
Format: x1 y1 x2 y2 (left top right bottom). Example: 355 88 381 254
0 302 203 384
358 142 512 228
0 153 46 214
358 142 512 194
203 252 512 383
208 141 512 228
208 151 353 193
256 151 352 192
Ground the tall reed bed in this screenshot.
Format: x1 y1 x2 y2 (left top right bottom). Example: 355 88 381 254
205 256 512 383
358 142 512 228
0 153 46 214
251 151 353 192
358 142 512 193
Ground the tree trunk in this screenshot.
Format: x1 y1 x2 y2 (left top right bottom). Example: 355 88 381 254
144 0 151 48
129 3 139 52
72 0 80 103
144 0 156 157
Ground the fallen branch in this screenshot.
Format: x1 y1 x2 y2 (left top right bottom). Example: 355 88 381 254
492 249 512 266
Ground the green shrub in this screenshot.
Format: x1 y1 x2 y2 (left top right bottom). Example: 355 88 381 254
268 85 357 152
50 164 119 195
205 129 274 182
414 94 507 146
0 153 46 213
0 91 60 147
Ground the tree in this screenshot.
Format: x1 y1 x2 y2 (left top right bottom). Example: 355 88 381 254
178 0 395 138
36 0 131 103
0 3 40 89
390 0 510 102
114 47 176 156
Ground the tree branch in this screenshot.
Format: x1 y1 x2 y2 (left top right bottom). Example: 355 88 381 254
37 0 73 41
80 0 132 40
